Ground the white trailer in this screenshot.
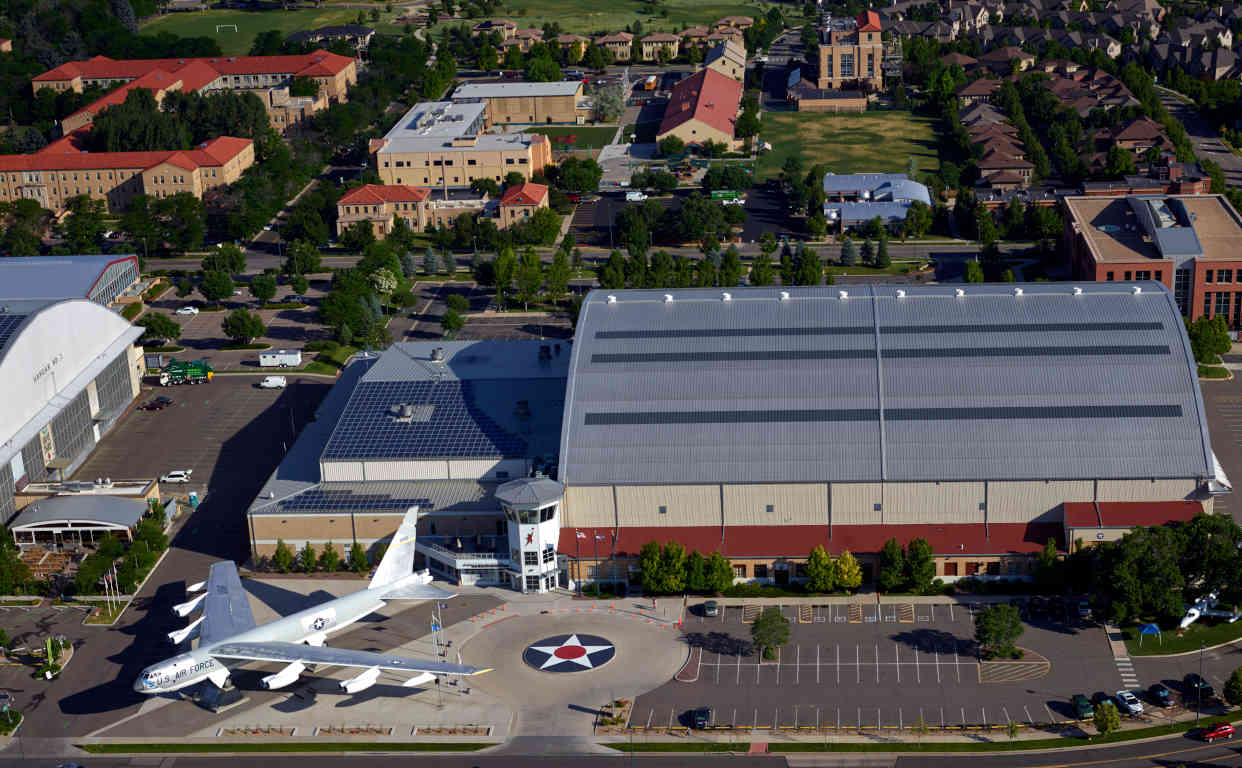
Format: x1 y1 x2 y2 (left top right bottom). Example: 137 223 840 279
259 349 302 368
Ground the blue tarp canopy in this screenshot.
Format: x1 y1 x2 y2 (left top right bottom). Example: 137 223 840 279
1140 623 1162 635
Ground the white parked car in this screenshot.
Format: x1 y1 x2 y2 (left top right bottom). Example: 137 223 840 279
258 376 287 389
625 190 648 202
1114 690 1143 716
175 306 199 316
161 469 193 484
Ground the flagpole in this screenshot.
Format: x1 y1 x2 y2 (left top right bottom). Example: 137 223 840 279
575 531 582 597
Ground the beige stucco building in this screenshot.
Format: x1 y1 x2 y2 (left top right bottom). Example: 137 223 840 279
818 10 884 90
451 80 589 125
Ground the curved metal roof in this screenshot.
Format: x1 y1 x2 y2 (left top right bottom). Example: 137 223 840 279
11 495 146 530
560 283 1213 486
496 477 564 508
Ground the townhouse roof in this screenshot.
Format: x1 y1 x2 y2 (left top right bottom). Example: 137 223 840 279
642 33 681 42
657 67 742 140
956 78 1002 97
1110 117 1168 143
33 50 354 83
339 184 431 205
978 148 1035 169
980 45 1034 62
595 32 634 43
941 52 978 66
499 182 548 206
705 39 747 68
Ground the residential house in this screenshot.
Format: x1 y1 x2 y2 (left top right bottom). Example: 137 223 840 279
641 33 681 61
704 39 747 82
498 182 549 229
955 77 1001 105
594 32 634 61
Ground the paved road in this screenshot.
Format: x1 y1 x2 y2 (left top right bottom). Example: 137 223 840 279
0 757 784 768
1157 86 1242 187
896 732 1242 766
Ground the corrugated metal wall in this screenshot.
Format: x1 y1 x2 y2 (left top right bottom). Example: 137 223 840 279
884 482 985 523
722 483 828 525
1097 478 1198 502
987 480 1093 523
615 484 721 526
447 458 527 480
830 483 884 524
321 462 366 482
564 486 615 527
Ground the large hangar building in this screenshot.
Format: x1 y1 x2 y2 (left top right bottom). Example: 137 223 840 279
556 282 1224 586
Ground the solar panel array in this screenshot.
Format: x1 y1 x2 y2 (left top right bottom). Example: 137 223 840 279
277 488 431 513
0 314 27 350
322 380 528 460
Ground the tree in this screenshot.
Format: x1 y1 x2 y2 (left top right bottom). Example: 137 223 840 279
368 266 398 295
1106 145 1136 178
471 177 501 198
222 308 266 344
272 539 294 573
440 308 464 335
805 545 836 593
445 293 470 313
751 606 791 660
974 604 1024 659
176 279 194 298
514 247 544 309
200 270 234 303
719 245 743 286
318 541 341 572
249 273 278 303
284 240 322 275
492 247 518 306
749 252 774 286
153 192 206 254
298 541 318 573
1034 538 1062 590
659 541 687 593
861 239 875 266
877 538 906 592
840 238 858 266
836 550 862 592
348 541 370 573
441 249 456 276
876 236 891 269
684 550 707 593
964 260 985 283
290 274 310 295
60 195 107 252
558 157 604 192
203 242 247 274
342 220 377 252
795 244 821 285
1093 700 1121 737
423 246 438 276
594 83 625 122
905 538 935 594
137 313 182 344
658 135 685 157
705 552 733 594
639 541 664 594
546 249 571 303
1225 666 1242 707
1186 315 1231 365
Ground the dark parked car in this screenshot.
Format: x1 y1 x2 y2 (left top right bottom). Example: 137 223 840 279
703 600 720 617
1071 694 1094 719
138 396 175 411
1201 722 1235 742
1148 683 1175 708
692 707 714 729
1185 673 1215 701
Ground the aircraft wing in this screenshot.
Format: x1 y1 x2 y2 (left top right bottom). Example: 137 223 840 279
207 641 490 676
199 561 257 646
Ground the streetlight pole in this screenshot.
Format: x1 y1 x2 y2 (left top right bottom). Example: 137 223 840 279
1197 642 1206 726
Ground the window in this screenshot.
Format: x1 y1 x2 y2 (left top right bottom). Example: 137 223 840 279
1205 291 1212 318
1105 272 1114 281
943 562 958 576
525 575 541 591
965 562 979 575
732 564 746 578
1217 291 1230 317
505 158 515 165
542 546 555 563
1135 270 1150 281
544 575 556 590
840 53 855 76
658 505 667 515
1175 267 1192 314
540 505 556 522
1221 269 1235 284
1155 270 1163 282
524 551 538 566
986 562 1000 575
1207 270 1215 283
765 504 774 515
1236 292 1241 327
754 564 768 578
468 159 477 165
1124 271 1132 281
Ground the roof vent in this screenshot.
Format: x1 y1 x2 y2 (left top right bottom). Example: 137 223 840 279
895 289 906 298
663 294 673 302
1013 287 1023 296
779 291 790 301
955 288 966 298
268 491 275 499
1132 285 1142 295
1073 286 1083 296
430 347 445 363
721 292 732 301
607 295 617 304
838 290 848 300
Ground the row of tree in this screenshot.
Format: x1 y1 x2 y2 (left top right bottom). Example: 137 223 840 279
270 539 373 574
635 540 868 596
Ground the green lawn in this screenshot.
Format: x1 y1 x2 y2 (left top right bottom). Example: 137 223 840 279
525 126 617 150
825 259 930 278
432 0 765 37
757 111 940 179
1122 618 1242 656
140 8 403 56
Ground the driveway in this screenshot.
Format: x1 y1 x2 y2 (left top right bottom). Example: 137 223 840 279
1158 88 1242 186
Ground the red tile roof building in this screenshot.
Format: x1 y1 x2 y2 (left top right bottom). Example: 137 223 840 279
498 182 548 228
33 50 357 136
656 68 742 149
336 183 493 237
0 134 254 216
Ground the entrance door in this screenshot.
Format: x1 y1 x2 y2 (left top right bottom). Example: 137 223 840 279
774 567 790 586
861 562 874 583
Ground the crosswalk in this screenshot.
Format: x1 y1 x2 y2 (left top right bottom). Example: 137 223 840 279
1115 656 1140 689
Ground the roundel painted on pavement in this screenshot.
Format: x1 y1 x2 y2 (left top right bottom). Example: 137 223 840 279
523 634 615 672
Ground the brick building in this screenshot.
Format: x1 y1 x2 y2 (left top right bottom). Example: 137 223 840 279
656 68 742 150
817 10 884 91
1064 193 1242 324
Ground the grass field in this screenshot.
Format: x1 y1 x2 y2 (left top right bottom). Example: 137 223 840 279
524 126 617 149
432 0 765 37
140 9 402 56
1123 617 1242 656
757 110 940 179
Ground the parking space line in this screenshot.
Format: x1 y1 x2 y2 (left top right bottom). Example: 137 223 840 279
816 644 821 685
1024 705 1033 724
795 645 800 685
836 644 840 684
856 644 860 684
1044 703 1055 722
935 643 940 683
895 643 900 683
955 640 961 683
874 642 880 684
715 652 721 685
736 653 741 685
776 646 781 686
915 641 920 683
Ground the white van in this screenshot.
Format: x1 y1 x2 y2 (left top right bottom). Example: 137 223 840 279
625 190 648 202
258 376 287 389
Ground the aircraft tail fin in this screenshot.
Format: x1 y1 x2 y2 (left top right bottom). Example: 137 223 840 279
381 583 455 600
369 508 420 590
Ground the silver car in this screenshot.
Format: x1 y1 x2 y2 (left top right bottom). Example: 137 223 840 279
1114 690 1143 716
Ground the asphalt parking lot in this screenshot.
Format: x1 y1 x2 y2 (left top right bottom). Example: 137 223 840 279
634 600 1145 731
1198 375 1242 524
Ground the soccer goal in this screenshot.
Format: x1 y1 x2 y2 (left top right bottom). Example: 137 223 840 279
215 24 238 33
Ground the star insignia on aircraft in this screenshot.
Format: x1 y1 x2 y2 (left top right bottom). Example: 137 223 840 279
523 634 615 672
310 617 328 631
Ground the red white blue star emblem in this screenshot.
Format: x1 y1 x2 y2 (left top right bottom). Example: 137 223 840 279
523 634 615 672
